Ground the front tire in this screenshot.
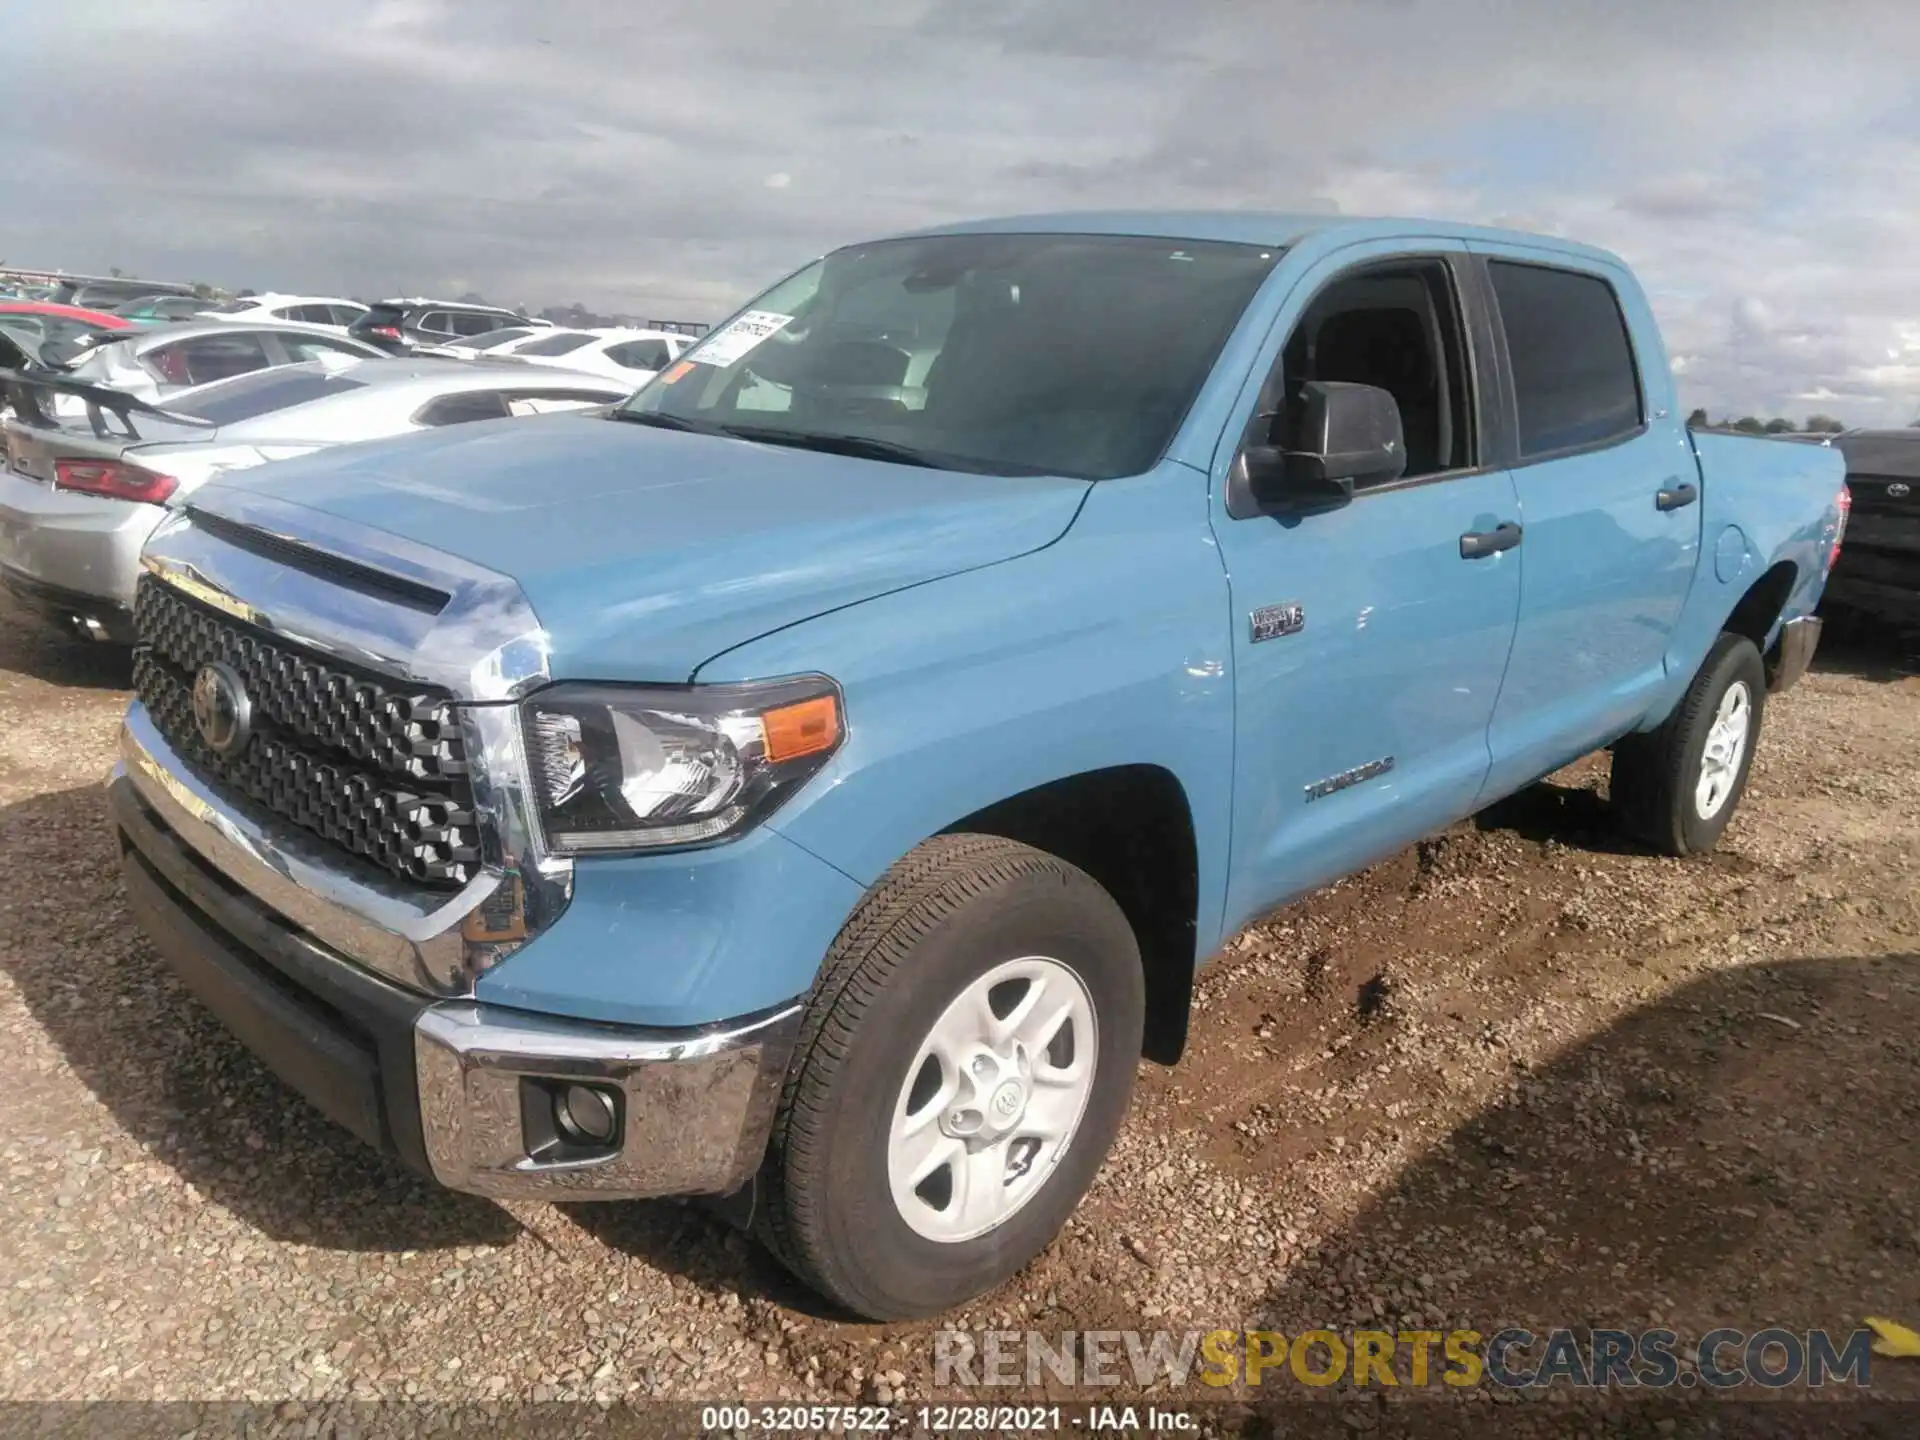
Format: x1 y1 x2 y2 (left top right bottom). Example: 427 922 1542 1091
1611 631 1767 855
755 834 1144 1320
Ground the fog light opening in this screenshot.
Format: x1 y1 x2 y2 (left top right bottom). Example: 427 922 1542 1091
554 1083 618 1145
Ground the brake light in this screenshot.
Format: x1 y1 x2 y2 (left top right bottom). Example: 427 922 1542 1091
372 325 402 340
53 458 178 505
1829 484 1851 571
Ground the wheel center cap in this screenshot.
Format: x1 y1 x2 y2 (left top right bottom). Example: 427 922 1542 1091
991 1081 1026 1119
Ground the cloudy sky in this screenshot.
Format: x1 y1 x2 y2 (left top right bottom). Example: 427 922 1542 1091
8 0 1920 425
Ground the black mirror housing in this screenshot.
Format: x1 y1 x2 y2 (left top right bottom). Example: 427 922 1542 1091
1245 380 1407 507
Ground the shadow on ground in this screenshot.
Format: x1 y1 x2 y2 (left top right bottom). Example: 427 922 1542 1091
0 781 824 1304
0 604 134 691
1248 951 1920 1432
1 783 518 1252
1812 607 1919 683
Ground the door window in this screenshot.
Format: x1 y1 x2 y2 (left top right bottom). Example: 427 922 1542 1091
604 338 672 371
145 333 272 387
414 390 511 426
1487 261 1642 458
1257 259 1476 483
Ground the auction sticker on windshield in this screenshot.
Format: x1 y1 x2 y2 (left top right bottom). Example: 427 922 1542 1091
687 310 794 368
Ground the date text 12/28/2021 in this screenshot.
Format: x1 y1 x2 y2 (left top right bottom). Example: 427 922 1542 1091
699 1405 1197 1432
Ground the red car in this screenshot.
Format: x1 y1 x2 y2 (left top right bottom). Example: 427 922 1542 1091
0 301 133 369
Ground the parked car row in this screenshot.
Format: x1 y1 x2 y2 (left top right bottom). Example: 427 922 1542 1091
0 357 632 642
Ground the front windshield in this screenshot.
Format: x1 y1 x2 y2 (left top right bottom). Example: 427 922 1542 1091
620 232 1278 479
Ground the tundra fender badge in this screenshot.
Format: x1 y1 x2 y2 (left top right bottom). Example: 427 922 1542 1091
1304 756 1395 803
1250 602 1305 643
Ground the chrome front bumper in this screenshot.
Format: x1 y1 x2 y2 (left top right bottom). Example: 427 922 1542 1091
414 1002 798 1200
112 725 802 1202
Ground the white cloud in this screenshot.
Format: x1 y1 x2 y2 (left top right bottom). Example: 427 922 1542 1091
10 0 1920 424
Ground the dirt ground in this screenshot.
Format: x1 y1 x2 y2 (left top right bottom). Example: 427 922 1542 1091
1 601 1916 1427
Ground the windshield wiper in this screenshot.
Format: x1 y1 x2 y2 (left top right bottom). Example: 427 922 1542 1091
717 424 1049 474
718 425 945 470
607 410 731 436
611 412 1042 475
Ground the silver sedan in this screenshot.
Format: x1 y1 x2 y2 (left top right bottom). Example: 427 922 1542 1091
0 358 630 643
51 319 383 412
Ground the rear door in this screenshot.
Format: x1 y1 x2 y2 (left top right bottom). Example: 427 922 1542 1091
1471 248 1703 800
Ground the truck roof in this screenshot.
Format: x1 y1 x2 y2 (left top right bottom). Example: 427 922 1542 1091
890 211 1625 268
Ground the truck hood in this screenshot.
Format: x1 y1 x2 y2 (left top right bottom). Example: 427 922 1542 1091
192 413 1092 681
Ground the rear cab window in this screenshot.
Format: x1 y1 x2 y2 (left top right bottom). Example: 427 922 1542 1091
1487 260 1643 458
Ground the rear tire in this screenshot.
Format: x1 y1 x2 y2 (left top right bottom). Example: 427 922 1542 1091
755 834 1144 1321
1611 631 1766 856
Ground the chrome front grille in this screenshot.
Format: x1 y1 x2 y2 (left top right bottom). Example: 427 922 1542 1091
132 575 481 888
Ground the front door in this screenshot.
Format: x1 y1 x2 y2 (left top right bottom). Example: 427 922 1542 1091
1210 244 1523 934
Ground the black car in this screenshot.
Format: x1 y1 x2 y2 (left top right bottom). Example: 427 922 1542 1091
1824 430 1920 630
348 299 534 354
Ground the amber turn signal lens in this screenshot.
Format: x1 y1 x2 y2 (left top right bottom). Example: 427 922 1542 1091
762 694 841 763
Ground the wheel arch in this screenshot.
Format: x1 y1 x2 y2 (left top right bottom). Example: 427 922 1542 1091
944 764 1201 1065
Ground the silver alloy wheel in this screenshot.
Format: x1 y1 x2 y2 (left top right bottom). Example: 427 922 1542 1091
1695 679 1752 820
887 956 1098 1243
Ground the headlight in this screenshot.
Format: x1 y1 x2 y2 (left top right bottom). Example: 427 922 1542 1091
520 677 843 855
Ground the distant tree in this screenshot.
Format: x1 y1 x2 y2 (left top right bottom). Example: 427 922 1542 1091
108 265 124 278
1763 417 1796 434
457 291 488 305
1686 407 1709 428
1803 414 1845 433
236 288 256 298
1732 416 1768 434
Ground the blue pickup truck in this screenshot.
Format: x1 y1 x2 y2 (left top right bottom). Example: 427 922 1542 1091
110 213 1846 1320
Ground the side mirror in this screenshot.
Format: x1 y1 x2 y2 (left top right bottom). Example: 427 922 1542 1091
1244 380 1407 508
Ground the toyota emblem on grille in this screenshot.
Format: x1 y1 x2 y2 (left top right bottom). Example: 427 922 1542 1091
1890 482 1912 499
191 663 253 758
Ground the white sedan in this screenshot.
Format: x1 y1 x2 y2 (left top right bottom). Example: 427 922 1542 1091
509 327 693 385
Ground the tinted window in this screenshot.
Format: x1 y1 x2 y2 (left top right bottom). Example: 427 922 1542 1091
145 333 272 387
466 326 536 352
517 331 593 357
413 310 453 336
503 389 623 413
1488 261 1642 457
448 311 502 337
623 232 1279 479
605 339 671 371
279 335 371 364
1271 260 1476 482
415 390 511 426
170 369 367 425
329 304 367 326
